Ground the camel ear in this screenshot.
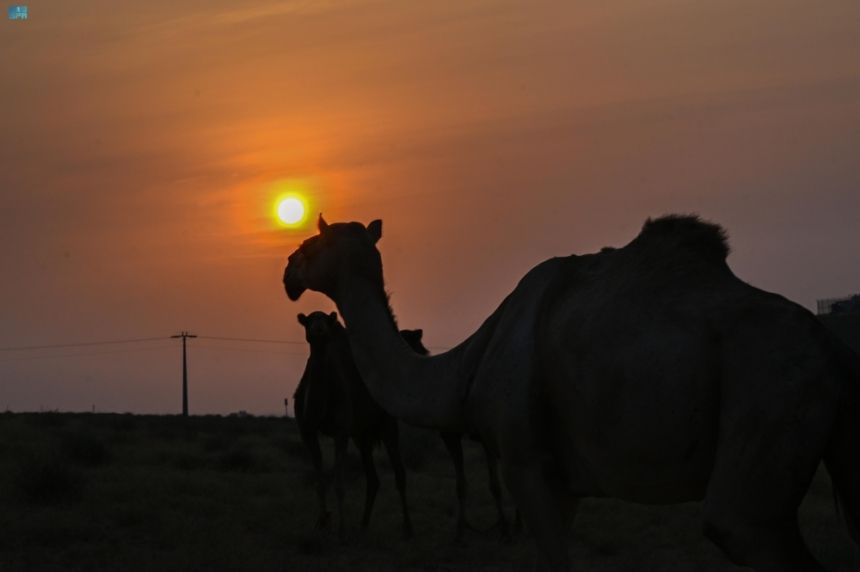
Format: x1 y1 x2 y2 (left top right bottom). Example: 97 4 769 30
367 219 382 243
297 313 308 326
413 329 423 340
328 311 338 322
318 214 329 234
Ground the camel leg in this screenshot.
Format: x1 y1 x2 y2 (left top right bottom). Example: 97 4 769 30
503 460 571 571
703 455 827 570
513 509 523 535
356 438 380 532
333 435 348 542
702 356 835 571
300 428 331 530
483 443 512 543
382 421 413 539
823 351 860 550
441 432 469 541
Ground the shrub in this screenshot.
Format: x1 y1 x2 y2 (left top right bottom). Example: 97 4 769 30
202 434 228 453
282 438 307 459
218 447 258 472
15 455 83 504
108 413 137 433
171 452 205 471
62 431 111 467
28 412 67 428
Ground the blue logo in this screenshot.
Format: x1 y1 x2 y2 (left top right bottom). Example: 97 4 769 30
8 5 27 20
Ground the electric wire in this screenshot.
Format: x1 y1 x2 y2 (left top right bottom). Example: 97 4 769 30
0 334 452 359
0 344 177 363
196 335 304 345
0 337 169 352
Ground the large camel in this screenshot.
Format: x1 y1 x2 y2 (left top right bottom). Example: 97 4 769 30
283 214 860 571
293 310 412 540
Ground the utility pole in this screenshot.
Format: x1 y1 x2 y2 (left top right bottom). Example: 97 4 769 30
171 331 197 417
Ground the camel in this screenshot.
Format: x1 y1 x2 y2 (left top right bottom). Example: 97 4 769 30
292 310 412 540
283 214 860 571
400 328 512 541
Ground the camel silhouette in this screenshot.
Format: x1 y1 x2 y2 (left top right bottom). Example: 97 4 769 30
400 328 512 542
293 311 412 540
284 214 860 571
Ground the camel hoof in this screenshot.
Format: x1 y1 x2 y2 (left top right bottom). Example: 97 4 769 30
495 519 513 544
462 520 479 533
297 535 324 555
315 511 332 530
452 520 476 545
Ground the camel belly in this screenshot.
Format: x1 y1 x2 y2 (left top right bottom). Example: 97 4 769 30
563 401 719 503
547 328 722 504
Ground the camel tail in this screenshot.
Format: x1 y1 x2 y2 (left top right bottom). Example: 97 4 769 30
823 337 860 548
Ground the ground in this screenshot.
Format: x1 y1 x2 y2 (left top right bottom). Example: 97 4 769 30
0 412 856 571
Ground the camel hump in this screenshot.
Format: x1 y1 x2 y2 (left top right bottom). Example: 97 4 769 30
637 214 730 262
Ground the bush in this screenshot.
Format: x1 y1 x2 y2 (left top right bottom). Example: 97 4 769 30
218 447 258 472
62 431 111 467
108 413 137 433
15 455 83 504
282 437 307 459
171 452 205 471
202 434 228 453
28 412 67 428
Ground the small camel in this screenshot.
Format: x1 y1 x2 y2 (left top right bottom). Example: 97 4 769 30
400 328 512 541
284 214 860 571
293 310 412 540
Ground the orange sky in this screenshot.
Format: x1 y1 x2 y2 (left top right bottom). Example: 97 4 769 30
1 0 859 414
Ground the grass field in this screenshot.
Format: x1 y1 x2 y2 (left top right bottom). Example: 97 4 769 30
0 412 857 571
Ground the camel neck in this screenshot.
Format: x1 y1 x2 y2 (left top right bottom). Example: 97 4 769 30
334 276 468 432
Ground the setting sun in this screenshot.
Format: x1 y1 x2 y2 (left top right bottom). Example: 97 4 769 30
276 196 307 227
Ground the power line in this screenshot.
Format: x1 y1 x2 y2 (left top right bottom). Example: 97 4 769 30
198 336 451 350
197 335 305 345
0 344 176 363
0 335 452 354
0 337 168 352
194 344 308 356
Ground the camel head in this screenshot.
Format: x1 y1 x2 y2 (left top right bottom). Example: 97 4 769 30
400 329 429 356
283 214 383 301
297 311 340 344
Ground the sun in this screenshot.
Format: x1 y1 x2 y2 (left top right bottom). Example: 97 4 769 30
275 196 307 227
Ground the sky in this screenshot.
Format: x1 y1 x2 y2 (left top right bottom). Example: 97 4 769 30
1 0 859 414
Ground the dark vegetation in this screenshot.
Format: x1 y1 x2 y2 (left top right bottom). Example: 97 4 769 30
0 412 856 571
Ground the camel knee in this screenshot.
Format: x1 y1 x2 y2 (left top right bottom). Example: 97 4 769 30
703 513 779 566
503 462 571 570
392 463 407 492
702 513 823 572
365 469 380 493
488 465 503 500
702 515 743 559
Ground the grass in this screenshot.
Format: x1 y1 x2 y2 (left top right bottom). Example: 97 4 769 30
0 412 857 571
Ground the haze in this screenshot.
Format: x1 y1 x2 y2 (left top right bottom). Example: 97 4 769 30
1 0 859 414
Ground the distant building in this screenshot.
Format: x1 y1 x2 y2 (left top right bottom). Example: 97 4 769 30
819 293 860 356
7 5 28 20
817 294 860 316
